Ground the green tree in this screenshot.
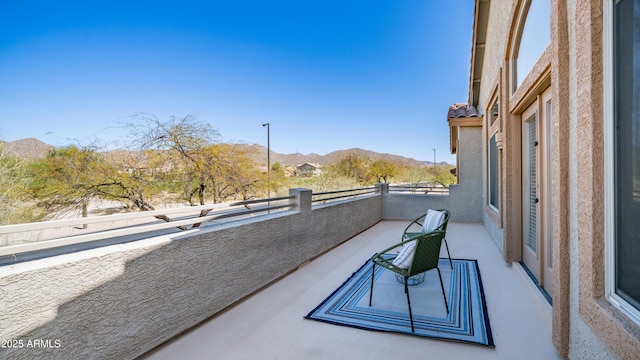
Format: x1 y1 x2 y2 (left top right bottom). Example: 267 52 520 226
27 144 178 225
26 145 155 220
270 162 286 179
432 165 457 188
124 114 264 226
397 166 434 191
27 146 107 218
95 149 168 214
126 114 221 209
368 159 400 183
265 162 287 196
329 153 371 185
0 147 42 225
203 143 262 203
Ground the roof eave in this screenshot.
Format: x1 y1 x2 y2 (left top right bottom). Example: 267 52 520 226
468 0 491 107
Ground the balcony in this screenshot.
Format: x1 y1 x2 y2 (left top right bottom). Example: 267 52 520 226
0 185 560 359
144 220 559 360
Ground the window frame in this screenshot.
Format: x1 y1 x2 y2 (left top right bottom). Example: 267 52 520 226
510 0 551 95
488 132 500 211
486 91 502 219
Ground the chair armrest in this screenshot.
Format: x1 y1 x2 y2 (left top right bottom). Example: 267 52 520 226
372 233 423 275
401 213 427 241
371 254 407 274
373 232 423 258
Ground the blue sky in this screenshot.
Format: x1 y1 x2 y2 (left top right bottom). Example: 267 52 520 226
0 1 474 163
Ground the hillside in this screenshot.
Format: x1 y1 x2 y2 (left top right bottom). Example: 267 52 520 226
1 138 449 167
250 145 444 167
0 138 54 160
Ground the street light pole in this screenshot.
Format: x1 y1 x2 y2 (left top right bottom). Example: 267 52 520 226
432 148 436 168
262 123 270 202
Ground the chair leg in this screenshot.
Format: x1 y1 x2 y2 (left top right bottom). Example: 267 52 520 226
437 268 449 314
404 277 415 332
369 262 375 306
444 239 453 269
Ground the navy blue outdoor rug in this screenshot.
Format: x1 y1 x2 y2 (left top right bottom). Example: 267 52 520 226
305 256 494 347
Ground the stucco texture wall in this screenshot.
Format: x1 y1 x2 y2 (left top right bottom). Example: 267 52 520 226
477 0 514 112
470 0 634 358
383 127 483 222
449 126 484 222
0 194 381 360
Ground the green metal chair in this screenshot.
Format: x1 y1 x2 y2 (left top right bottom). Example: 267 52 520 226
402 209 452 268
368 229 449 332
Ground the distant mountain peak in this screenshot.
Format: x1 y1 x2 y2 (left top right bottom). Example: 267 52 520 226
249 144 447 167
0 138 54 160
1 138 450 166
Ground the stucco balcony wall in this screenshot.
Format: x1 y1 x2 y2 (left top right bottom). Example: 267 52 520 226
0 189 382 360
381 186 482 222
382 193 451 220
382 126 484 223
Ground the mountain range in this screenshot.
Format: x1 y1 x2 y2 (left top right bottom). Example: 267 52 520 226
0 138 449 167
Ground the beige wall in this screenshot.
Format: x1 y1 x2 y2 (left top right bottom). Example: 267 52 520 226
477 0 514 113
571 0 640 359
469 0 640 358
383 126 484 223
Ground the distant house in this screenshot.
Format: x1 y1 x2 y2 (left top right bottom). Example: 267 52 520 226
294 163 322 177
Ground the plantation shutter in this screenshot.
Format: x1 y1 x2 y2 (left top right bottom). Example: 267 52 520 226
525 116 537 253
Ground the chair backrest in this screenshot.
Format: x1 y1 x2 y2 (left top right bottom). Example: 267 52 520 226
435 209 450 232
408 230 445 276
420 209 450 234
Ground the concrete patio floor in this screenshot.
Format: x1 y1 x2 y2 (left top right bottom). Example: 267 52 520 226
142 221 563 360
